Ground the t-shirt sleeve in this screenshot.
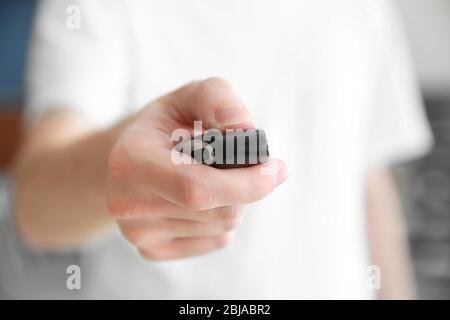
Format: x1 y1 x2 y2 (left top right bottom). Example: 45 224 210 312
25 0 131 127
365 0 433 167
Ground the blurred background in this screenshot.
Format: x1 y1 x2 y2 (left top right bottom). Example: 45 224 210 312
0 0 449 299
395 0 450 299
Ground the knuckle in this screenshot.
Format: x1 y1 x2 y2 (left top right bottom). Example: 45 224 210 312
222 218 241 232
138 248 164 261
107 144 130 180
121 223 164 248
200 77 230 91
179 174 213 210
214 232 235 249
217 206 242 222
249 178 274 201
186 80 201 90
107 196 162 220
106 197 136 219
106 197 128 218
121 226 146 246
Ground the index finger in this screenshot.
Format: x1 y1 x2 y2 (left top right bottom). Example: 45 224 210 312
145 149 288 210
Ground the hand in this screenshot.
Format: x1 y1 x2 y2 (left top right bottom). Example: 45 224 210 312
106 77 288 260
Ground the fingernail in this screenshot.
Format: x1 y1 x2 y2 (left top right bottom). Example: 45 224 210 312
214 105 254 127
274 164 289 187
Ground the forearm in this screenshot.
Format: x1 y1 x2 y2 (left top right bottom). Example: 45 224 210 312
367 168 414 299
12 110 129 249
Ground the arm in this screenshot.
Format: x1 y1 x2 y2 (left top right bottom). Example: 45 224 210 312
12 109 131 248
367 167 415 299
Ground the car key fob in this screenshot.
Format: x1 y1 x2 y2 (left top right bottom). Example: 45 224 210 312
176 129 269 169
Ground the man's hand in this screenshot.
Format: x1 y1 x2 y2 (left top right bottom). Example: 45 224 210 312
107 77 288 260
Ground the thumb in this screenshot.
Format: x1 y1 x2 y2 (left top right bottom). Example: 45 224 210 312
171 77 255 130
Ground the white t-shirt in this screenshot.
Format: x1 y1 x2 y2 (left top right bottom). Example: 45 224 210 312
13 0 432 299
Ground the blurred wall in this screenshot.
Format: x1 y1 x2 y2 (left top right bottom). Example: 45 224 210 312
0 0 34 167
397 0 450 95
396 0 450 299
0 0 35 106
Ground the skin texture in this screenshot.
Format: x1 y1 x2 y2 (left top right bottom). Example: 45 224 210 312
12 77 411 298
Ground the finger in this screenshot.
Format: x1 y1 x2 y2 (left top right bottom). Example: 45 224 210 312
147 154 289 210
108 174 245 222
125 217 241 244
165 206 244 223
169 77 255 130
110 190 243 222
138 232 235 261
118 221 172 248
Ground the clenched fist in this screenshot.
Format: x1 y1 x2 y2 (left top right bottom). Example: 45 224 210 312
106 77 288 260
